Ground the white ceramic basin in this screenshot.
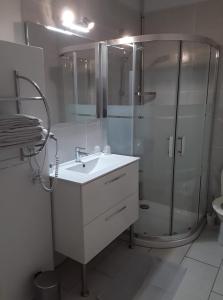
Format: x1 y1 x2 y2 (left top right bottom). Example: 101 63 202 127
50 153 139 184
66 155 120 174
67 158 100 174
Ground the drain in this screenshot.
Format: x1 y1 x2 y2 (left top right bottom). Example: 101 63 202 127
140 204 150 210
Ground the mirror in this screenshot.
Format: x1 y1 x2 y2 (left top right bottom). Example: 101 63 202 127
61 43 100 122
25 22 99 124
107 44 133 106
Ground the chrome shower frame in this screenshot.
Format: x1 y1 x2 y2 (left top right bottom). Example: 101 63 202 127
106 33 220 48
103 33 220 248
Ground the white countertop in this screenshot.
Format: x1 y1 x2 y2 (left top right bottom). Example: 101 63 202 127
50 153 139 184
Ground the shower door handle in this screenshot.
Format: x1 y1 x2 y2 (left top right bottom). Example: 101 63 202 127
177 136 185 156
168 136 174 158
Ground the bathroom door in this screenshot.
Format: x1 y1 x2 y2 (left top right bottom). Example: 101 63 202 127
134 41 180 237
172 42 211 234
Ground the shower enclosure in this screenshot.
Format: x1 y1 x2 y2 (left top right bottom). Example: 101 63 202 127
102 34 219 247
60 34 219 247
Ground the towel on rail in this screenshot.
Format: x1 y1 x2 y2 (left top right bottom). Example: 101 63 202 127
0 114 41 128
0 114 43 148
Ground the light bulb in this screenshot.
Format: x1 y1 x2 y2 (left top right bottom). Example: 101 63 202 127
61 9 75 25
61 9 95 33
88 22 95 30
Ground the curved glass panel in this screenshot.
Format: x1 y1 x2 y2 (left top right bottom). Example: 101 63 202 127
172 42 210 234
133 41 180 237
104 35 219 246
199 47 219 220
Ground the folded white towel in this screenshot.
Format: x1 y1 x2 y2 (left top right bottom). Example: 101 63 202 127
0 126 42 136
0 114 42 129
0 114 42 122
0 137 43 148
0 133 42 141
0 114 43 149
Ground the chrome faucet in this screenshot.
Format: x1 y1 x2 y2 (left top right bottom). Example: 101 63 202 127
75 146 88 162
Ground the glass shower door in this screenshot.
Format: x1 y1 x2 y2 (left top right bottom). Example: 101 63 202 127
134 41 180 237
172 42 211 234
199 47 219 219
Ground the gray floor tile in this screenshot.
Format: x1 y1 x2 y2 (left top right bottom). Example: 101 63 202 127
213 266 223 295
56 259 81 291
59 240 186 300
149 244 191 264
187 226 223 267
134 285 174 300
148 260 186 292
209 292 223 300
61 271 111 300
62 288 97 300
173 257 218 300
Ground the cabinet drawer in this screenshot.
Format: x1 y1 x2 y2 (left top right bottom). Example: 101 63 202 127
83 193 139 263
82 162 138 225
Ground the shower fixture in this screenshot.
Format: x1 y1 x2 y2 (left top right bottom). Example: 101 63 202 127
104 33 220 248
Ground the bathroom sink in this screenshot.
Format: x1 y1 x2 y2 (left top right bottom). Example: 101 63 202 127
50 153 139 184
67 158 102 174
67 158 99 174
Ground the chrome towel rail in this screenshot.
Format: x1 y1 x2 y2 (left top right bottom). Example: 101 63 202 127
0 70 51 159
0 96 43 102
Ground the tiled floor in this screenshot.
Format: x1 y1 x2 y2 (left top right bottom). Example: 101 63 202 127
209 293 223 300
187 227 223 267
57 225 223 300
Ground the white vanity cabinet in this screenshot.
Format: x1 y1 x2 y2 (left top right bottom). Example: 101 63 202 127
52 161 139 265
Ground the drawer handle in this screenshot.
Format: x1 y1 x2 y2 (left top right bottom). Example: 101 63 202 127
105 205 127 221
104 173 126 185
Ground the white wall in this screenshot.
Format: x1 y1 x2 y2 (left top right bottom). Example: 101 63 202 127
144 0 223 202
0 0 24 44
0 40 54 300
0 2 54 300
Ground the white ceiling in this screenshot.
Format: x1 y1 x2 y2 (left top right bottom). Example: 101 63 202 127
118 0 208 12
144 0 208 12
117 0 141 11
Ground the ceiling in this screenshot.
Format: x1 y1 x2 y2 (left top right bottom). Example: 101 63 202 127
117 0 141 11
118 0 209 12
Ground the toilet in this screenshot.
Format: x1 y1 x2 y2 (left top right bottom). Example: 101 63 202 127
212 170 223 245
